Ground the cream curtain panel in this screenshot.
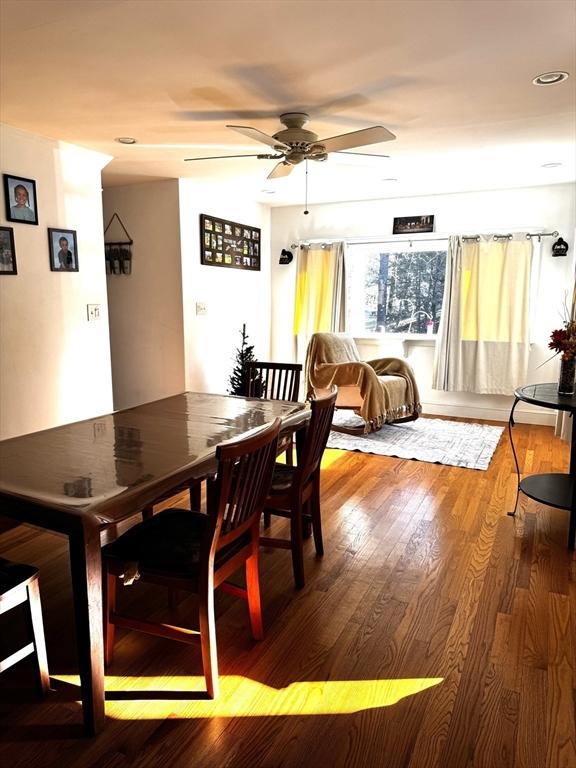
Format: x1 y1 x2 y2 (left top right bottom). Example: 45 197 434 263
294 242 345 359
433 234 533 394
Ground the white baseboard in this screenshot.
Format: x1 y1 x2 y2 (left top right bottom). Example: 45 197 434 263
422 401 555 426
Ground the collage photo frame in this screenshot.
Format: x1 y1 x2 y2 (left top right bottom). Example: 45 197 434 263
200 214 261 271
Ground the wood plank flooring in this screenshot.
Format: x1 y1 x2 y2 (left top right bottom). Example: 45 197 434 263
0 419 574 768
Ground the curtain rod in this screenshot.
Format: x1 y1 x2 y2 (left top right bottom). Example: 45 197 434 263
295 230 559 248
295 236 450 248
461 230 559 242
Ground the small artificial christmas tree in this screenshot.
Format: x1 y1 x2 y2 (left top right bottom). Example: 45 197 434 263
228 324 260 395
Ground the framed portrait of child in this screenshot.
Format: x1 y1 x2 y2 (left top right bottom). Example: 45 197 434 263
48 228 79 272
3 174 38 225
0 226 17 274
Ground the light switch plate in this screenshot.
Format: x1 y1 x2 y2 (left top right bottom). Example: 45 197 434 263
196 302 207 315
87 304 100 321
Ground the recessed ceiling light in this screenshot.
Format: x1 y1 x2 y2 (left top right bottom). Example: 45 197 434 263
115 137 137 144
261 189 276 194
382 178 398 182
532 71 569 86
541 162 562 168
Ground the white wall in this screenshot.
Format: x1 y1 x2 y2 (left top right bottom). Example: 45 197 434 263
0 125 113 439
178 179 271 394
271 184 576 424
103 181 185 410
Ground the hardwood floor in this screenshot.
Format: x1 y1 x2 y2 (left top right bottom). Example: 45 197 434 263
0 420 574 767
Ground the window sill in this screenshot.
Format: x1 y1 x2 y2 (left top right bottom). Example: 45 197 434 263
404 336 437 346
353 334 437 345
353 334 436 357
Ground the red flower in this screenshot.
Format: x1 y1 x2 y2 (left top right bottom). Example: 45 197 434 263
549 328 569 351
549 322 576 360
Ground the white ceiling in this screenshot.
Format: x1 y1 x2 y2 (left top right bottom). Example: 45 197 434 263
1 0 575 206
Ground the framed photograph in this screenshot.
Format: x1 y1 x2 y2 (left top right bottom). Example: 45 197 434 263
0 226 17 274
199 214 260 271
48 228 79 272
3 174 38 225
393 215 434 235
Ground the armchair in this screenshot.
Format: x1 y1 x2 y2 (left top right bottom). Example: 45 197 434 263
305 333 421 433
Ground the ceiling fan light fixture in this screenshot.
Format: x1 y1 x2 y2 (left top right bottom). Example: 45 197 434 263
307 144 328 162
532 71 569 86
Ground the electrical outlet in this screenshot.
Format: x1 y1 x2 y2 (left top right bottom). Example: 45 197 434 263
196 302 207 315
87 304 101 321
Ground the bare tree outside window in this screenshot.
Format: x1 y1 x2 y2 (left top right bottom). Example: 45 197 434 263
345 243 447 335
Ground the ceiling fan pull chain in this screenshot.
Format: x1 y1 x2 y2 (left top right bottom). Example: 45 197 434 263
304 160 309 215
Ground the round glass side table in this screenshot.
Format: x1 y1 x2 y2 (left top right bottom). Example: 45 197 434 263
508 383 576 549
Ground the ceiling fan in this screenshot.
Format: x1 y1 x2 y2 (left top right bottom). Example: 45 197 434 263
184 112 395 179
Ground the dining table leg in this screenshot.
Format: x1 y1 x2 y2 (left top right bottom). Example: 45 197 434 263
69 518 106 735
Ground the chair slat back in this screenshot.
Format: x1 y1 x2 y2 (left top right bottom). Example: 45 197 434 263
245 362 302 401
211 418 280 548
296 389 337 488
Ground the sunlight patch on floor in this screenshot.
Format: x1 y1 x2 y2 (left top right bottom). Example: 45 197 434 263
51 675 443 719
276 447 344 469
321 448 347 468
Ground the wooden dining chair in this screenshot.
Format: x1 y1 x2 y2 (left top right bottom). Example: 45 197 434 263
260 389 337 589
0 558 50 697
245 361 302 402
245 361 303 466
102 418 281 698
141 480 202 520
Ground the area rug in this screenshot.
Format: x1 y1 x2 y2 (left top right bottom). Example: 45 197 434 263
327 413 504 470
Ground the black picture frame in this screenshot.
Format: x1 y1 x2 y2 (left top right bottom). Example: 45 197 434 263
200 213 261 271
3 174 38 225
392 215 434 235
0 226 17 274
48 228 79 272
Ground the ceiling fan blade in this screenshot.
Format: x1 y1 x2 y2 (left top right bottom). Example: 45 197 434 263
184 153 265 162
267 162 293 179
319 126 396 153
230 63 295 103
175 109 282 122
335 151 390 158
227 125 290 150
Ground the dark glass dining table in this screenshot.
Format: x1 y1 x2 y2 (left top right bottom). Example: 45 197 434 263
0 392 309 734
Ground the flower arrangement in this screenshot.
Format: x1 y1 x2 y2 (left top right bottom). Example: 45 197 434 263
549 320 576 361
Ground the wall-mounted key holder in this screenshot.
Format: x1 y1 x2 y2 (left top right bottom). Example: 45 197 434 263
104 212 133 275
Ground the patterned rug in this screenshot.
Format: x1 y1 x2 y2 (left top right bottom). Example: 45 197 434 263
327 413 504 470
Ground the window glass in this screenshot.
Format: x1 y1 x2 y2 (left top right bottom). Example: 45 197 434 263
345 241 447 335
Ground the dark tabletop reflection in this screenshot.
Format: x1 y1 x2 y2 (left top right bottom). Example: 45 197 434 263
0 392 307 523
63 476 93 499
515 383 576 411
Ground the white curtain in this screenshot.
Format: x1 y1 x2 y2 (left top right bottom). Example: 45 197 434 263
433 234 533 394
555 274 576 442
293 241 346 360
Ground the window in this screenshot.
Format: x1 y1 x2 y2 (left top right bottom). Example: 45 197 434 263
345 240 448 336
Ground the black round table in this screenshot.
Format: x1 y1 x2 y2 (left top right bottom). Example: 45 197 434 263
508 383 576 549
